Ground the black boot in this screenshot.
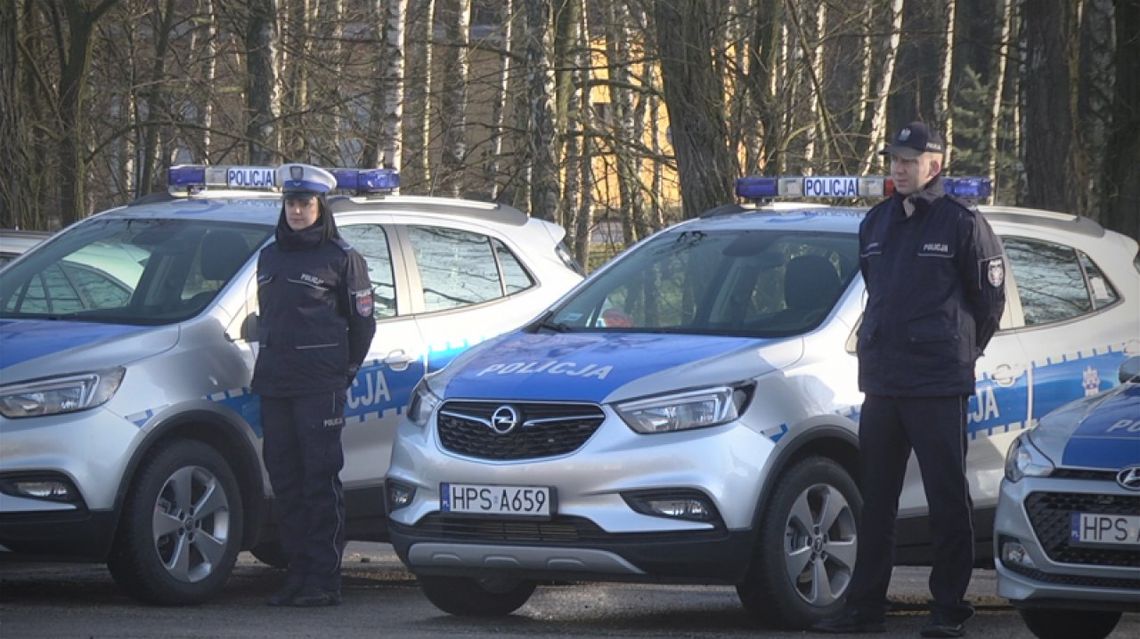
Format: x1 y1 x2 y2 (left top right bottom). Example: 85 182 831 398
266 573 305 607
811 608 887 634
289 586 341 607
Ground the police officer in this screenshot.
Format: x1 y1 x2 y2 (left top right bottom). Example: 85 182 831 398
252 163 376 607
814 122 1005 637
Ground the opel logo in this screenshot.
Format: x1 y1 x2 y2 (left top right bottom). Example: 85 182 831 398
1117 466 1140 491
489 405 520 435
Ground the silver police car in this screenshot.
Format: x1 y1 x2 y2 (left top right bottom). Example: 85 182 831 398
0 166 583 604
996 356 1140 639
386 175 1140 627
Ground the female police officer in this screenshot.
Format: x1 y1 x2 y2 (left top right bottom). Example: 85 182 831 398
251 164 376 607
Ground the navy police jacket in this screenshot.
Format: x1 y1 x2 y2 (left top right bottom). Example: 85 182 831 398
856 176 1006 397
251 218 377 397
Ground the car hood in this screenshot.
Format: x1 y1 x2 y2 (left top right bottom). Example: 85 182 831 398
437 331 777 403
1030 382 1140 471
0 319 178 382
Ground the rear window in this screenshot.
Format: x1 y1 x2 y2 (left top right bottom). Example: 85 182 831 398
0 218 271 325
549 229 859 337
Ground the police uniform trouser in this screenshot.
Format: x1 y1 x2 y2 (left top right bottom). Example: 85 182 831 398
846 394 974 622
261 392 347 592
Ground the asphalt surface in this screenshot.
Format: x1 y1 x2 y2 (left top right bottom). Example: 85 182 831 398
2 542 1136 638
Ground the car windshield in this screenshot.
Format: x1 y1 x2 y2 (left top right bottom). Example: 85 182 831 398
548 228 859 337
0 217 272 325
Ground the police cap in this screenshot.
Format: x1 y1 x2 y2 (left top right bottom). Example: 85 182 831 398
880 121 944 159
278 163 336 195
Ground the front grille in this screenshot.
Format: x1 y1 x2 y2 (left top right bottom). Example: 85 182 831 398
409 513 611 543
1050 469 1118 481
1003 561 1140 589
1025 492 1140 567
437 400 604 460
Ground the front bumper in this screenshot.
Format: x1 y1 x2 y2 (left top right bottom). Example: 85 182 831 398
0 408 140 558
386 406 778 582
994 474 1140 611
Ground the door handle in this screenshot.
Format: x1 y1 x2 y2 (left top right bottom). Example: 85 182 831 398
384 349 415 372
990 363 1026 388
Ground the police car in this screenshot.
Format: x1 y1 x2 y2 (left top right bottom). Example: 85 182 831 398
0 165 583 604
996 355 1140 639
385 175 1140 627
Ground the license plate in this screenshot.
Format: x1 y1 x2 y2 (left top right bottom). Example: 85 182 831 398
441 483 553 517
1070 512 1140 547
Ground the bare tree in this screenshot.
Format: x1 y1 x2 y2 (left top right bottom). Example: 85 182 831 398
1103 0 1139 239
605 0 645 244
245 0 279 164
859 0 904 174
524 0 560 220
558 0 582 236
1078 0 1114 221
653 0 736 218
1023 0 1079 213
572 2 593 266
401 0 432 191
487 0 513 198
137 0 176 196
437 0 471 196
935 0 956 166
361 0 406 170
985 0 1012 201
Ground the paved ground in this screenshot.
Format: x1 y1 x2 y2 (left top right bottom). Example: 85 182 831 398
1 542 1136 638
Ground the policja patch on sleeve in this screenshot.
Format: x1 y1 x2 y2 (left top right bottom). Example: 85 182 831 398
986 257 1005 288
354 288 374 317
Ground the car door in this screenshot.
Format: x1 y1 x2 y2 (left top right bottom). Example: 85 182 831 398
392 222 547 375
1002 235 1133 422
337 220 428 490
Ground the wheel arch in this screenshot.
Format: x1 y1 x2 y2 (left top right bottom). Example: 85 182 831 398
112 410 268 551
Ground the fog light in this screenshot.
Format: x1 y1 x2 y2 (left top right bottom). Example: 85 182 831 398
0 477 80 503
1002 539 1036 568
623 489 719 523
386 480 416 510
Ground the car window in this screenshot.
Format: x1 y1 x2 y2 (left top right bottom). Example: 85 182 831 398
407 225 503 312
492 238 534 294
551 229 859 337
1077 250 1119 309
0 219 270 324
339 224 398 319
1004 237 1103 326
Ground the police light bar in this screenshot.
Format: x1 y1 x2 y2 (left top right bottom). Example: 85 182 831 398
735 175 991 201
168 165 278 192
331 168 400 194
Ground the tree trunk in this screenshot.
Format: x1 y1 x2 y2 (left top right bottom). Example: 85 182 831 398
1023 0 1079 213
558 0 582 235
525 0 559 221
652 0 737 219
1078 0 1115 222
605 0 644 244
57 0 120 227
573 2 593 267
138 0 176 196
280 0 309 161
245 0 279 165
310 0 343 165
437 0 470 197
744 0 781 174
199 0 218 159
986 0 1012 202
935 0 956 166
361 0 406 170
1103 0 1139 239
488 0 513 199
859 0 904 174
401 0 433 192
0 0 24 227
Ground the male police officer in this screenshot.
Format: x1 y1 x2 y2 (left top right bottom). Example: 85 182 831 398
252 164 376 606
814 122 1005 637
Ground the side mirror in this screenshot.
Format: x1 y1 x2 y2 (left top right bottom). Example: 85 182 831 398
240 313 259 342
1119 356 1140 384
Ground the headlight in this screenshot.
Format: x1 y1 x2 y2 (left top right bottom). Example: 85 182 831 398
0 368 125 419
1004 434 1054 482
406 379 442 428
615 385 750 434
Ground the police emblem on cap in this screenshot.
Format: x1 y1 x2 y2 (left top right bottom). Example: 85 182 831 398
987 258 1004 288
290 166 303 180
899 128 911 141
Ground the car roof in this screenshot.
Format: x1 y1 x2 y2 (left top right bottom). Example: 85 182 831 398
83 191 536 232
674 202 1113 239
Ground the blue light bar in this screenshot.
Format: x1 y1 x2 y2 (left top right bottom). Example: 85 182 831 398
168 165 206 187
167 165 277 191
735 176 778 200
942 177 991 199
332 168 400 194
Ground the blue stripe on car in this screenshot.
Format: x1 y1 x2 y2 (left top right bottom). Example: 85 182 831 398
0 319 148 369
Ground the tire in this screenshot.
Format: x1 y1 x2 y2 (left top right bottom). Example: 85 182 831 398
737 456 861 629
418 575 536 616
1019 608 1122 639
250 540 289 569
108 440 244 605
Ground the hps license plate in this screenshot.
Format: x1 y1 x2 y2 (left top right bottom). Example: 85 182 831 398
441 483 553 517
1070 512 1140 547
